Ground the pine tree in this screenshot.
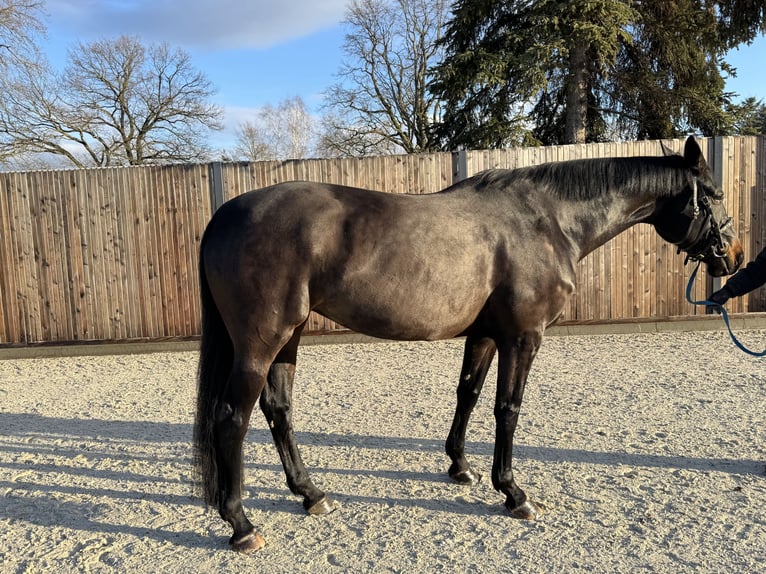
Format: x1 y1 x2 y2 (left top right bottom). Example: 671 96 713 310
610 0 728 139
430 0 766 147
430 0 635 148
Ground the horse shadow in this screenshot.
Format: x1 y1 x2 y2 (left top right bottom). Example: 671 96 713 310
0 412 762 551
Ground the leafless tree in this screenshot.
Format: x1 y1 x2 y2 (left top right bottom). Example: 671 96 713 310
322 0 448 156
233 121 271 161
0 35 223 167
0 0 44 70
232 96 317 161
0 0 44 163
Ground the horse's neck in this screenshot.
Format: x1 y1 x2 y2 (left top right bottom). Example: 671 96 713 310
562 195 655 260
558 162 685 260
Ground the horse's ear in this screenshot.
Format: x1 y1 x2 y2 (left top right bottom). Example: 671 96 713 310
683 135 706 173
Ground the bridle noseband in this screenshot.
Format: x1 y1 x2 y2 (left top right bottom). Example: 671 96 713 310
677 179 732 263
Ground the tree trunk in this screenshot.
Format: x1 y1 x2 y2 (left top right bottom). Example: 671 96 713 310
565 44 588 144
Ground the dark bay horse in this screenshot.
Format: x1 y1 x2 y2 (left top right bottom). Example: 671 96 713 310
194 136 743 553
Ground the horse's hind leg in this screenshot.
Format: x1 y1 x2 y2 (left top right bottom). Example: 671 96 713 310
259 324 335 515
446 335 496 485
215 357 270 553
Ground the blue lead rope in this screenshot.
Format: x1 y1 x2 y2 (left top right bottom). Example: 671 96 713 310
685 261 766 357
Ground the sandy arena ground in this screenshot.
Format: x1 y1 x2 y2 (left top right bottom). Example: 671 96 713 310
1 330 765 573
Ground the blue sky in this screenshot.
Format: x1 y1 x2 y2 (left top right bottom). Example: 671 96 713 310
42 0 348 151
724 36 765 102
39 0 766 153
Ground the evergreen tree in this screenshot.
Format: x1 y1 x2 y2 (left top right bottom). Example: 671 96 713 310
431 0 766 147
610 0 729 139
726 97 766 135
431 0 635 148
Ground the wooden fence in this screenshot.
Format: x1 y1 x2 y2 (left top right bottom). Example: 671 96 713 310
0 136 764 346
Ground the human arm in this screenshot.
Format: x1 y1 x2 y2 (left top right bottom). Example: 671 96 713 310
709 245 766 305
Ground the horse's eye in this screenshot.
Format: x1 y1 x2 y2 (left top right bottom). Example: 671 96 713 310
701 182 724 201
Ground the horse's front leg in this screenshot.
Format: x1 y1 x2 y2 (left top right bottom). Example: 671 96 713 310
493 331 543 519
445 334 496 485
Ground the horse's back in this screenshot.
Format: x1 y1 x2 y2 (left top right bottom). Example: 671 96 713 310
200 181 503 341
203 182 417 275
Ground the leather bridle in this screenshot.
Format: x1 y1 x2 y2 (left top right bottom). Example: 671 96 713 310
676 179 733 263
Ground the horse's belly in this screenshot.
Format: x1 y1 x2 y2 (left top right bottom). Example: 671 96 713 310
310 224 495 340
313 289 482 341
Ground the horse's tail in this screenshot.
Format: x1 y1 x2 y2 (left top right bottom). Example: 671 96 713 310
193 232 232 509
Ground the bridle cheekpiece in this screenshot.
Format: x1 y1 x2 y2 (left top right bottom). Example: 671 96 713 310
678 178 733 264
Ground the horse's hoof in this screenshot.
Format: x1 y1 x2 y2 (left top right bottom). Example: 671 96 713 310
230 531 266 554
306 496 336 516
450 468 482 485
506 499 542 520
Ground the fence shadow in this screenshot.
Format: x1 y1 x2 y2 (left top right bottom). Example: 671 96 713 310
1 411 762 476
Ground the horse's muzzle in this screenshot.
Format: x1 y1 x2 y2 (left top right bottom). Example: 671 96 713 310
704 235 744 277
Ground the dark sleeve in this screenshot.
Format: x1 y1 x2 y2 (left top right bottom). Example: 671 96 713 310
721 246 766 297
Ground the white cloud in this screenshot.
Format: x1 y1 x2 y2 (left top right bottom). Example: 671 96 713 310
224 105 264 127
218 105 263 145
47 0 348 50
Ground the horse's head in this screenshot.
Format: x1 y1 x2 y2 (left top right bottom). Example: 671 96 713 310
651 136 744 277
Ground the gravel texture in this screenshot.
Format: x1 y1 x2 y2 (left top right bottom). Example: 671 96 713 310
1 330 765 573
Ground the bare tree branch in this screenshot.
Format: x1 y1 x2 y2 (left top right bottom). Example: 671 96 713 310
322 0 448 157
0 35 223 166
0 0 44 69
231 96 318 161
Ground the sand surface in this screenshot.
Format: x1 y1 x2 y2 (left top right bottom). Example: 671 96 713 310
1 330 765 573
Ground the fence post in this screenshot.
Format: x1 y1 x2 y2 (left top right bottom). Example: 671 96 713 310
707 137 725 306
209 162 225 212
452 150 469 184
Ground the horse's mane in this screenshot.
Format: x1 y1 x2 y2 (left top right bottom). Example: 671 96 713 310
466 155 689 201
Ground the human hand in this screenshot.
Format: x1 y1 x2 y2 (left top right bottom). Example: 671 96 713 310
708 287 731 313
